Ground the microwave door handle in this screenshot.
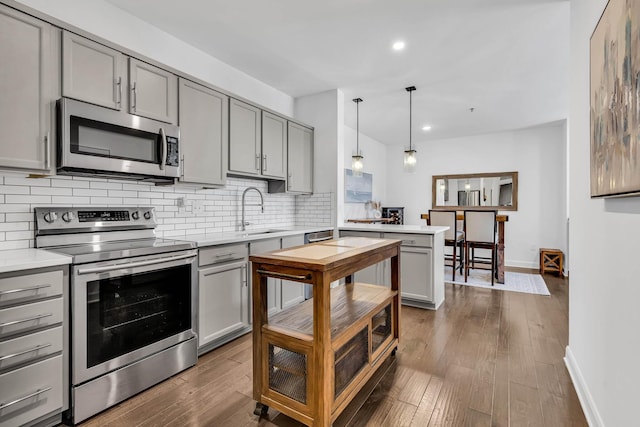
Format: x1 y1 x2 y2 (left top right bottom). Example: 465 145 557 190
159 127 166 171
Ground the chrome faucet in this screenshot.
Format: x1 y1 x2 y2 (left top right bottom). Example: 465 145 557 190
241 186 264 231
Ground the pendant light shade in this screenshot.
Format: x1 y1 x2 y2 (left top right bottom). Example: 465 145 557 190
403 86 417 173
352 98 364 177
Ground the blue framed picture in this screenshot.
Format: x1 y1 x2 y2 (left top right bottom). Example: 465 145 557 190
345 169 372 202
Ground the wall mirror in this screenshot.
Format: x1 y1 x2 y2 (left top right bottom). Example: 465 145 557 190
432 171 518 211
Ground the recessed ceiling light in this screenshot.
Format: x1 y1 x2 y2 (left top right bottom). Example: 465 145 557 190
422 125 432 131
392 41 405 51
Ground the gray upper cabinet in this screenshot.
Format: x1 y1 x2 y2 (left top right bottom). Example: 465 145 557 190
62 32 125 110
0 5 59 173
229 98 261 176
129 58 178 124
287 122 313 194
178 78 228 186
261 111 287 179
62 32 177 124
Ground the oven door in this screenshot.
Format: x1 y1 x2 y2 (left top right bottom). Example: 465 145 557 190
71 249 197 385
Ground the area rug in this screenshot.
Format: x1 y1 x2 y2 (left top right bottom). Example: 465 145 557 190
444 267 550 296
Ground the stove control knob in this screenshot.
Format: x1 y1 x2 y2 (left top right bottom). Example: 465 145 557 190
143 210 153 220
131 211 140 220
62 211 75 223
43 211 58 223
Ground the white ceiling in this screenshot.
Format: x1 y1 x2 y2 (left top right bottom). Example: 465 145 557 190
107 0 570 145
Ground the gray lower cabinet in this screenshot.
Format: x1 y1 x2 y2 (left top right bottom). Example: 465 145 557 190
287 122 313 194
229 98 261 176
280 235 305 309
0 5 59 173
0 266 67 427
178 78 228 187
249 239 281 316
197 243 249 355
338 231 387 285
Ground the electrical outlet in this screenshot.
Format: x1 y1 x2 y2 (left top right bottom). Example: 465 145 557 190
176 197 185 207
193 200 204 214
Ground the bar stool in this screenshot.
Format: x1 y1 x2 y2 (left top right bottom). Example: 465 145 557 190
428 210 465 281
464 210 497 286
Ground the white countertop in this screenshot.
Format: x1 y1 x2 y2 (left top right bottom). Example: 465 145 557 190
182 226 334 247
0 248 72 274
339 224 449 234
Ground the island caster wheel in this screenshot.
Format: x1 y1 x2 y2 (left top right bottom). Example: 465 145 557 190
254 402 269 417
391 347 398 356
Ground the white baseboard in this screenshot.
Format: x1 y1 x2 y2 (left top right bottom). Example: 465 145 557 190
505 260 538 269
564 346 604 427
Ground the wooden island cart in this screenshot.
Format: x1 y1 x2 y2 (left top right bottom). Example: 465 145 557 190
250 237 401 427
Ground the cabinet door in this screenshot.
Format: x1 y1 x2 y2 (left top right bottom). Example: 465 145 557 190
280 235 305 309
62 31 125 110
229 98 261 176
400 247 433 302
0 5 58 172
178 79 228 186
261 111 286 179
287 122 313 193
198 260 249 348
250 239 281 316
129 58 178 124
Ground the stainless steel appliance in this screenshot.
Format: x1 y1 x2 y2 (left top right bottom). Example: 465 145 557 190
303 230 334 299
57 98 180 183
35 207 197 424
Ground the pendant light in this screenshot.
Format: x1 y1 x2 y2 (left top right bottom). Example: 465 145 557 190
403 86 417 173
352 97 364 177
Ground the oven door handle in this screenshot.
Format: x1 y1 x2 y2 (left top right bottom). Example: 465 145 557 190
76 253 195 275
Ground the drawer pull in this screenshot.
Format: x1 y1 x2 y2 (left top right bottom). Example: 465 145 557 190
0 343 52 362
0 284 51 296
256 269 311 281
214 253 234 259
0 313 52 329
401 240 416 245
0 387 52 411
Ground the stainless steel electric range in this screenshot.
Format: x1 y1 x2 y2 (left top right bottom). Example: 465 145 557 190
35 207 198 424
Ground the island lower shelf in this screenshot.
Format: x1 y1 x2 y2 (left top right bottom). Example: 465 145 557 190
259 282 397 422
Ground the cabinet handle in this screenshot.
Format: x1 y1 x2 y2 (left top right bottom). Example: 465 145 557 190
115 76 122 106
0 284 51 295
263 154 267 172
287 173 292 190
242 265 248 287
44 132 50 170
159 127 167 171
0 387 52 411
256 269 311 281
0 313 52 329
401 240 416 245
131 82 137 111
255 154 260 171
214 253 234 259
0 343 52 362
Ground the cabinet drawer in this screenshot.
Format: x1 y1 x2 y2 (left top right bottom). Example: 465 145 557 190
382 233 433 248
199 243 248 266
0 355 63 427
0 270 63 308
0 298 63 339
0 326 62 372
339 231 382 238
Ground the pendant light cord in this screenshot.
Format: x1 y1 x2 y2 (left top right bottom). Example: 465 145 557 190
405 86 416 152
353 98 363 155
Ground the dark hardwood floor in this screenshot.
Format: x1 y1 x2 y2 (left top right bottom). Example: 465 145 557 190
77 274 586 427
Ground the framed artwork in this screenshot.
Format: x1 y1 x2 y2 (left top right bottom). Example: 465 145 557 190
590 0 640 198
345 169 372 202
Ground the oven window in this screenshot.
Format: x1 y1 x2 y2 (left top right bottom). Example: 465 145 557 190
86 264 191 368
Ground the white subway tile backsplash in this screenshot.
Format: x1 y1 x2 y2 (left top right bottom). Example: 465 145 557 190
0 175 332 246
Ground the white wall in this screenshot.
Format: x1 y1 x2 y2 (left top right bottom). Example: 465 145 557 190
14 0 294 116
294 89 343 226
384 123 567 269
566 1 640 425
342 127 388 221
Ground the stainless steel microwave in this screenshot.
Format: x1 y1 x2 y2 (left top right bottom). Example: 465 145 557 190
57 98 180 183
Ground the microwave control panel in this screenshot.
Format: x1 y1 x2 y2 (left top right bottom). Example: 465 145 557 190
166 136 179 167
